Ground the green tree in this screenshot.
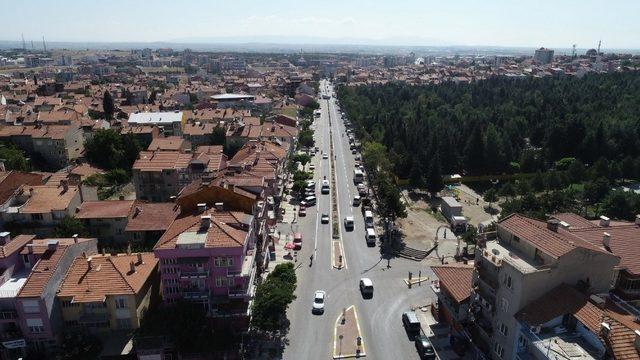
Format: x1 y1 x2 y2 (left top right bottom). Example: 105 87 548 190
498 182 516 198
53 216 87 238
584 177 610 205
210 126 226 146
0 143 29 170
567 159 587 183
483 188 498 209
102 91 115 120
223 139 244 158
84 129 140 170
298 129 315 148
426 154 444 197
105 168 129 185
251 263 297 332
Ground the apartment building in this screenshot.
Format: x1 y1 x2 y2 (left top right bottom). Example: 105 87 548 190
15 237 98 353
0 233 36 360
56 253 159 333
0 124 84 170
470 214 620 359
76 200 135 245
153 203 258 328
1 182 85 237
128 111 185 136
133 148 228 203
432 265 474 339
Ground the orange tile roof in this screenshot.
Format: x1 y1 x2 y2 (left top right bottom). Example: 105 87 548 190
20 185 79 213
154 209 249 250
17 238 96 298
499 214 611 259
125 202 180 232
133 151 192 172
147 136 189 151
0 234 35 258
76 200 135 219
57 253 158 303
431 265 473 303
515 284 603 333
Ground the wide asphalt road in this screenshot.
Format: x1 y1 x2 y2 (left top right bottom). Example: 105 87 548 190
282 80 436 360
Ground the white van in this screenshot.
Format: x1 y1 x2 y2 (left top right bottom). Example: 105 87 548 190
365 228 376 246
364 210 374 228
344 216 354 231
353 169 364 184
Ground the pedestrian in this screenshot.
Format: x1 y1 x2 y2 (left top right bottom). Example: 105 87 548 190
476 197 479 205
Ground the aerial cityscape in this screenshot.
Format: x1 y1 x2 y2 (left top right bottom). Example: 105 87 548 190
0 1 640 359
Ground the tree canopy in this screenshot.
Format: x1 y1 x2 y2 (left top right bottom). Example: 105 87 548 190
251 262 297 332
337 72 640 180
84 129 141 170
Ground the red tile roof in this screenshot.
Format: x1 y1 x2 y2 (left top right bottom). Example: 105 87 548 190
499 214 610 259
57 253 158 303
154 209 249 250
0 234 35 258
570 223 640 275
125 202 180 232
76 200 135 219
431 265 473 303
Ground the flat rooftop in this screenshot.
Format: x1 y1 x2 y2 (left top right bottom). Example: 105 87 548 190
0 270 29 298
482 240 543 274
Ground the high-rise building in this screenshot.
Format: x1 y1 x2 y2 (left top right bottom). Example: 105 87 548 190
534 47 554 64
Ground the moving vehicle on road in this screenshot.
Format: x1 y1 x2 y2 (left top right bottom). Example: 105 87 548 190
322 153 328 160
415 335 436 359
359 278 373 298
402 311 422 336
344 216 354 231
293 233 303 249
321 213 329 224
352 195 361 206
365 228 376 246
312 290 326 314
321 179 330 194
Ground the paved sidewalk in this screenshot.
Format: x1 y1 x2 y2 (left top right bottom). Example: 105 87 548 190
333 305 365 359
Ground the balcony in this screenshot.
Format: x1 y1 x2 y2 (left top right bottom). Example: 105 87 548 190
179 270 209 279
78 311 109 324
228 288 248 298
226 268 243 277
183 290 209 300
0 310 17 321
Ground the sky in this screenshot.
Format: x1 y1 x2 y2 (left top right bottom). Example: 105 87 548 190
2 0 639 49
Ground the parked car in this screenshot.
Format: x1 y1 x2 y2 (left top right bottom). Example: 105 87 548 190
321 213 329 224
402 311 421 336
293 233 303 249
352 195 361 206
298 204 306 217
415 335 436 359
312 290 326 314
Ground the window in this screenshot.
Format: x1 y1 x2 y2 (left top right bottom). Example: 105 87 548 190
115 298 128 309
494 342 504 358
518 334 529 349
22 254 30 266
505 275 512 289
117 318 131 329
27 318 44 334
215 277 227 287
22 300 40 314
500 298 509 312
499 323 509 336
226 257 234 267
31 213 44 221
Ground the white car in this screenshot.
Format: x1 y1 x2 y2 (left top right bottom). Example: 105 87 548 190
322 153 329 160
321 213 330 224
312 290 326 314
